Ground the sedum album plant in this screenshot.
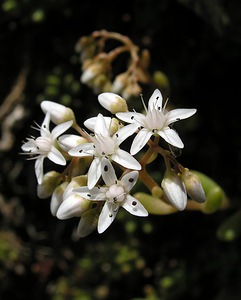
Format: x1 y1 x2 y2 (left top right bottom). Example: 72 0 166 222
21 31 228 238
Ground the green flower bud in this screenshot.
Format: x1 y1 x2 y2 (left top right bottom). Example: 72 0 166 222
191 171 228 214
181 168 206 203
217 210 241 241
133 192 176 215
37 171 62 199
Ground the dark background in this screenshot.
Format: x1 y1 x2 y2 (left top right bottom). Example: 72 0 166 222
1 0 241 299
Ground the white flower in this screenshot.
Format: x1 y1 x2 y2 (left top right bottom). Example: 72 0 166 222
161 170 187 211
21 112 73 184
68 113 141 189
74 158 148 233
116 89 197 155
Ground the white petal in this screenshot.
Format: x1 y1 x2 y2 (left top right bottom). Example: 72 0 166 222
50 183 68 216
98 202 119 233
88 158 102 189
21 139 37 152
157 127 184 148
165 108 197 126
101 157 117 186
58 134 87 152
75 207 98 238
68 143 95 157
48 146 66 165
94 113 109 136
116 112 144 124
130 129 152 155
74 186 107 200
84 116 112 132
35 156 44 184
122 195 148 216
120 171 139 193
56 194 90 219
115 123 139 145
148 89 163 111
112 148 141 170
40 113 51 136
51 120 73 139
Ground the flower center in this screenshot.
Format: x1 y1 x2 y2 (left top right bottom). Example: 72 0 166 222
106 184 126 203
145 108 165 130
35 136 53 154
94 134 116 156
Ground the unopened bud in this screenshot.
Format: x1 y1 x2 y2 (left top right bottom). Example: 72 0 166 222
50 182 68 216
41 100 75 124
161 170 187 211
37 171 62 199
112 72 129 94
181 168 206 203
57 178 90 219
122 82 142 100
134 192 176 215
98 92 128 114
58 134 88 152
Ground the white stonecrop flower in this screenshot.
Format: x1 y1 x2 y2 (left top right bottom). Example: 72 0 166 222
74 158 148 234
68 113 141 189
161 169 187 211
21 112 73 184
41 100 75 125
116 89 197 155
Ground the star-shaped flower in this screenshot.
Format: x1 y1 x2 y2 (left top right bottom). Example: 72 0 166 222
68 113 141 189
74 158 148 233
21 112 73 184
116 89 197 155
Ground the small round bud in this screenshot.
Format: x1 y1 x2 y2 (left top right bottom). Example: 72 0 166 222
98 92 128 114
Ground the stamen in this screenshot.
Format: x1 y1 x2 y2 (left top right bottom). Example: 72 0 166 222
140 94 148 113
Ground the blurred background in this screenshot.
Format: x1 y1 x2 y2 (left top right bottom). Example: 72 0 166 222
1 0 241 299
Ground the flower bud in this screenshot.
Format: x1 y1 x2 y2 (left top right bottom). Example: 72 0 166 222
180 168 206 203
37 171 62 199
111 72 129 94
58 134 88 152
122 82 142 100
161 170 187 211
57 179 90 220
81 62 104 84
41 101 75 125
133 192 176 215
98 92 128 114
50 182 68 216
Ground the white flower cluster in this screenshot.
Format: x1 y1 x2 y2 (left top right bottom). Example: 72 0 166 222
21 89 204 237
